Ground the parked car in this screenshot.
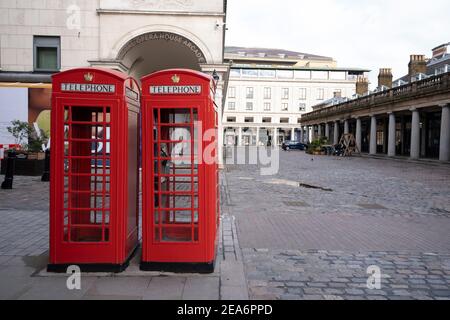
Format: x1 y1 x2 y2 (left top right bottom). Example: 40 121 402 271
282 141 307 151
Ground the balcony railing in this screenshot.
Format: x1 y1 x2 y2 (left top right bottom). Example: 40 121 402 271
301 72 450 122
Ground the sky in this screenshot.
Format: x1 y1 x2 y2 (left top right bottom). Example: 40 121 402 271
225 0 450 89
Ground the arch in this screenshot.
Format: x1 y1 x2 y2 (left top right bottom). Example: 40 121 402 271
112 24 213 64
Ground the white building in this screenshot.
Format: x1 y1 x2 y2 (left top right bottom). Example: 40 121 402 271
223 47 369 146
0 0 229 159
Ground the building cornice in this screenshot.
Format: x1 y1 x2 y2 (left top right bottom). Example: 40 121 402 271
227 64 370 73
97 9 225 17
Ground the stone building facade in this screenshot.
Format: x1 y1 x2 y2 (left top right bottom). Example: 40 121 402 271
0 0 229 159
301 44 450 162
222 47 369 146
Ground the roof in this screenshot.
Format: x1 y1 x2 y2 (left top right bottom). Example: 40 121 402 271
312 96 349 110
395 54 450 83
224 46 333 61
231 65 370 72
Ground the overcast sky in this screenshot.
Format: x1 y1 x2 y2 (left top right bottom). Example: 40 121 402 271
225 0 450 89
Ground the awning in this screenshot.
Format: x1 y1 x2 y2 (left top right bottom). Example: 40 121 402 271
0 82 52 89
0 71 53 84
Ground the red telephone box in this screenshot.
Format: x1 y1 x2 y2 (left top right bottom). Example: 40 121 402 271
48 67 140 272
140 69 219 273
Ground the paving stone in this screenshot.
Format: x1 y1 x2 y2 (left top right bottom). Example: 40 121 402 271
344 295 367 300
303 287 324 295
18 277 96 300
87 277 150 298
143 277 186 300
301 295 324 300
182 277 220 300
367 295 388 300
431 290 450 297
345 288 365 295
221 285 249 300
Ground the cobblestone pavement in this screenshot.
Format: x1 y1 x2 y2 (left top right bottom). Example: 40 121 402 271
0 175 248 300
0 177 48 257
223 150 450 300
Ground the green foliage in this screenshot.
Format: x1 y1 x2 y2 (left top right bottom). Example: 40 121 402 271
306 137 329 154
6 120 49 152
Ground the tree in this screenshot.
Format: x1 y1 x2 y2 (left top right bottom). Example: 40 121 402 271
6 120 49 152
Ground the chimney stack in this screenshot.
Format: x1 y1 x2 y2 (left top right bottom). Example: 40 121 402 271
432 44 448 59
355 76 369 96
408 55 427 77
378 68 393 89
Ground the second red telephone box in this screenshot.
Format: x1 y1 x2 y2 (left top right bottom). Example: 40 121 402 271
48 67 140 272
140 69 219 273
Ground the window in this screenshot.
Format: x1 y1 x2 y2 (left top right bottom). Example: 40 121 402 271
281 103 289 111
226 117 236 123
228 87 236 98
262 117 272 123
246 87 254 99
277 70 294 79
333 89 342 97
280 118 289 124
282 88 289 99
312 71 328 80
299 88 307 100
244 117 254 123
242 69 258 77
264 103 271 111
259 69 276 78
246 102 253 111
298 103 306 112
228 102 236 111
264 87 271 99
34 36 61 71
230 69 241 77
295 70 311 79
297 118 302 124
317 88 325 100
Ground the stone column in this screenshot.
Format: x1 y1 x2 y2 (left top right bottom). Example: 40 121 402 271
388 112 396 157
325 123 330 140
238 127 243 146
318 124 323 138
421 115 427 157
439 104 450 161
274 127 279 148
256 127 260 147
356 118 362 152
370 116 377 155
291 128 296 142
334 121 339 145
410 109 420 160
304 126 309 143
344 120 349 135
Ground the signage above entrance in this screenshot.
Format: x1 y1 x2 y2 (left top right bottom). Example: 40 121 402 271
117 32 207 64
150 85 202 95
61 83 116 93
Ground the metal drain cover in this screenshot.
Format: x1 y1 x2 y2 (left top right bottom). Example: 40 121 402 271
358 203 387 210
284 201 310 207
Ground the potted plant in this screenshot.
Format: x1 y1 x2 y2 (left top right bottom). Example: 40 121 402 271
6 120 48 159
306 137 329 155
1 120 49 176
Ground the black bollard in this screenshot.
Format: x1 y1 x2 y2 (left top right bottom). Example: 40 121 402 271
41 149 50 182
1 150 16 189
